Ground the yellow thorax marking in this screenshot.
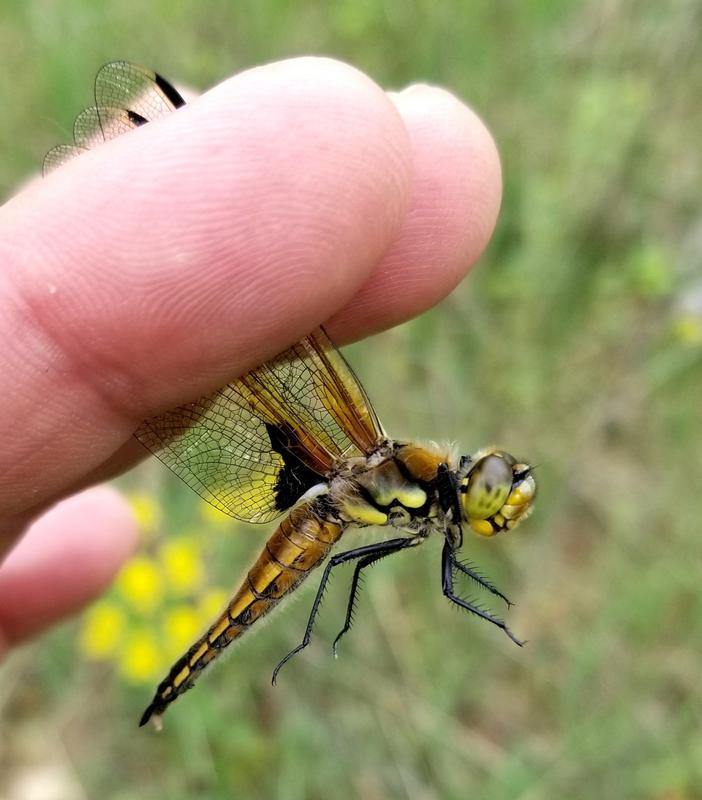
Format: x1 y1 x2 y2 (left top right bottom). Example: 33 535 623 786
357 459 428 510
342 501 388 527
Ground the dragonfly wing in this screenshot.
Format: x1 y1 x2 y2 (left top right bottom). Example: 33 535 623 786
239 328 385 461
137 384 289 524
136 329 386 523
94 61 186 120
43 144 87 175
43 61 185 176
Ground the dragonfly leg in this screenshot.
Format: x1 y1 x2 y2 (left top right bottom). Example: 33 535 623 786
450 554 512 607
441 541 524 646
331 536 422 656
271 537 415 684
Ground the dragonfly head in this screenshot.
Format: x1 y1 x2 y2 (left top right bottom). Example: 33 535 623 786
458 449 536 537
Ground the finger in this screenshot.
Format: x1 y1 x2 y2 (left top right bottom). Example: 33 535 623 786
327 84 502 341
0 487 137 652
0 57 412 523
21 81 505 506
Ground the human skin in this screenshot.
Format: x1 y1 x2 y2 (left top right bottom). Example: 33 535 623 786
0 57 501 655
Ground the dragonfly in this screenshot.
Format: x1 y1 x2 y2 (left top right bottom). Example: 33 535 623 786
45 62 537 729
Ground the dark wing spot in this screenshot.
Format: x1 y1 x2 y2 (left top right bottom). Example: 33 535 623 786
265 423 325 511
126 110 149 126
154 71 187 109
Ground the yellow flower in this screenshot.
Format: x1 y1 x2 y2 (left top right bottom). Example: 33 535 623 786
199 500 231 528
160 537 205 594
674 314 702 345
79 601 127 660
116 556 164 613
197 587 229 625
118 630 163 684
127 492 162 535
164 605 204 658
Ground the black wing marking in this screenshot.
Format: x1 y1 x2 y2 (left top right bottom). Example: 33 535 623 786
43 61 185 176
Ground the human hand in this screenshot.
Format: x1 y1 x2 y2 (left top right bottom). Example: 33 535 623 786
0 57 501 655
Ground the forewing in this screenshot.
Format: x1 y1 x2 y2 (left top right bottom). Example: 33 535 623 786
309 328 385 450
239 329 384 462
135 329 385 522
94 61 185 121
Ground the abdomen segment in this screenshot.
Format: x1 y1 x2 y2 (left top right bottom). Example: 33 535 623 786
139 500 344 727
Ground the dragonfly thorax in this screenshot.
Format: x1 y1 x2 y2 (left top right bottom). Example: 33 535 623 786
331 447 435 529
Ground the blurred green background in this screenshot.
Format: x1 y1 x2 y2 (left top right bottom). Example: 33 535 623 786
2 1 702 798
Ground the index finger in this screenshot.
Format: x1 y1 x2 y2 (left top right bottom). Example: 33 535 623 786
0 57 412 525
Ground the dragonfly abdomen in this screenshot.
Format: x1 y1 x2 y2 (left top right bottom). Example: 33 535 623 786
139 500 344 727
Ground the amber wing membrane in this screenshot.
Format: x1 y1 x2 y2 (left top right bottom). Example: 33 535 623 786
136 329 385 523
239 329 384 465
43 61 185 175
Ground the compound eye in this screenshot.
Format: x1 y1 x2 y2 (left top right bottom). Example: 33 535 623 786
462 455 512 520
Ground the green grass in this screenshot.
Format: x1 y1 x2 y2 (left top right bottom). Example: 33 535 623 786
2 1 702 798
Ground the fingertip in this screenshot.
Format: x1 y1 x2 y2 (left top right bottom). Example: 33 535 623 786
329 83 503 341
54 485 139 576
0 486 138 646
407 83 500 226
